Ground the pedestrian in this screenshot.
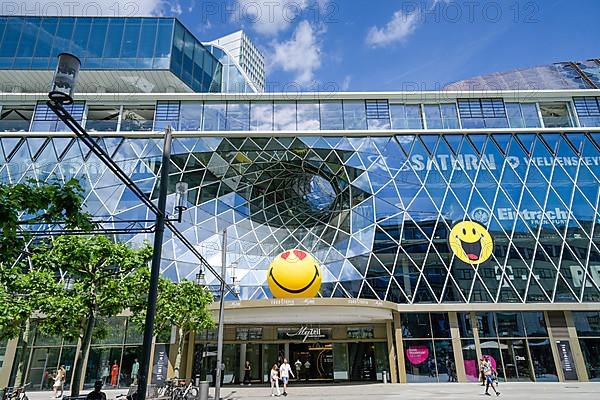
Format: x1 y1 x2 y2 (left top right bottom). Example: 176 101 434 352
294 360 302 381
243 360 252 386
303 360 311 382
482 356 500 396
131 358 140 385
52 365 66 398
479 357 486 386
85 380 107 400
279 358 294 396
270 364 280 397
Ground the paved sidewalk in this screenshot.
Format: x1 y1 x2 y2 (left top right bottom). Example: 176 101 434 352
25 383 600 400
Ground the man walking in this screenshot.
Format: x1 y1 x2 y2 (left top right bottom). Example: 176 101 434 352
279 358 294 396
482 356 500 396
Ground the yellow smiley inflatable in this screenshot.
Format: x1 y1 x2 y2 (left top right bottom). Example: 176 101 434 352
449 220 494 265
267 249 322 298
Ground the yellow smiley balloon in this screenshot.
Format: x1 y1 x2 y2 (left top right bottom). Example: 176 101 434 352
267 249 322 298
449 220 494 265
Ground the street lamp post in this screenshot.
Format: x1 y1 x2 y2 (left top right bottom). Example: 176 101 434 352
47 53 172 400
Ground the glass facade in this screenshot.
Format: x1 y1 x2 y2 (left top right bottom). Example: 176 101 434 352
574 311 600 381
0 17 222 93
2 127 600 303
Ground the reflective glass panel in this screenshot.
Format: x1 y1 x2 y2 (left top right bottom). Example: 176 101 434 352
343 100 367 130
296 101 320 130
179 101 203 131
580 338 600 381
320 101 343 130
85 105 120 132
250 101 273 131
0 105 33 132
203 102 226 131
120 105 154 131
573 311 600 337
390 104 423 129
226 102 250 131
274 102 297 131
539 102 573 127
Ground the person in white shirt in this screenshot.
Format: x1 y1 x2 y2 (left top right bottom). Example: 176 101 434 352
279 358 294 397
270 364 280 397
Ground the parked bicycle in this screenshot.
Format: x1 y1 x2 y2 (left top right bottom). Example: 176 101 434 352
171 382 198 400
1 383 30 400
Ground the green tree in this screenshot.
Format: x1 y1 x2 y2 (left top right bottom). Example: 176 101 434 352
130 271 214 379
33 235 152 396
0 179 93 385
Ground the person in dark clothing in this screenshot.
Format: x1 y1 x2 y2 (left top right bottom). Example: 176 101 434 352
86 381 107 400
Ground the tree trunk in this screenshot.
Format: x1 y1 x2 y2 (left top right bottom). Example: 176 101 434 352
15 318 31 387
70 310 95 397
173 327 185 379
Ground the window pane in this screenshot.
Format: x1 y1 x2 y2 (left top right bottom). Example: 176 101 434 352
103 19 124 60
430 313 450 338
435 340 456 382
121 105 155 131
457 312 474 338
573 311 600 337
274 101 296 131
120 19 141 59
461 339 479 382
539 102 573 128
0 105 34 132
179 101 203 131
522 312 548 337
343 100 366 130
85 105 120 132
580 338 600 381
404 340 436 382
440 104 460 128
296 101 320 130
520 103 541 127
391 104 423 130
529 339 558 381
226 101 250 131
402 313 431 338
495 312 525 337
424 104 443 129
203 102 226 131
320 101 343 130
506 103 525 128
475 312 497 337
154 101 180 131
250 101 273 131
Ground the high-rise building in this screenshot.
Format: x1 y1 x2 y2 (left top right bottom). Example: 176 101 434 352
1 16 600 389
206 30 266 92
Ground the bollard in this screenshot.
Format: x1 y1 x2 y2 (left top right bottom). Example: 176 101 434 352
199 381 209 400
383 370 388 384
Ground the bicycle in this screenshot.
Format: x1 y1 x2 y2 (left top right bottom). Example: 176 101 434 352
171 382 198 400
1 383 30 400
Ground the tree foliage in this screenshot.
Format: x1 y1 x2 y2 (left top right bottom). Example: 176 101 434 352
32 235 153 395
130 270 214 378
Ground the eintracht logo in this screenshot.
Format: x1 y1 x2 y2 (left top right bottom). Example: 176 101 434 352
471 208 491 224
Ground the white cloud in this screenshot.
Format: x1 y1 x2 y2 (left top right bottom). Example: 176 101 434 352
0 0 176 16
341 75 352 91
269 20 322 85
236 0 318 36
366 8 421 47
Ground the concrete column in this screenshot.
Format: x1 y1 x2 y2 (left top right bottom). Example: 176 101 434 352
471 312 483 361
564 311 589 382
544 311 565 382
0 338 19 387
284 343 289 362
448 312 466 382
385 320 398 383
239 344 247 384
392 312 406 383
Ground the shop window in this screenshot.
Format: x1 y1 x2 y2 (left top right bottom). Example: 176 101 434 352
120 104 155 131
402 313 431 338
522 312 548 337
430 313 451 338
85 105 120 132
457 312 474 338
475 312 497 338
495 312 525 337
404 340 436 382
461 339 479 382
347 327 375 339
235 327 263 341
0 104 34 132
573 311 600 337
579 338 600 381
528 339 558 382
539 102 574 128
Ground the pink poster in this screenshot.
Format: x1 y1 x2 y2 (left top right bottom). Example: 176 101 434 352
464 360 479 381
406 345 429 365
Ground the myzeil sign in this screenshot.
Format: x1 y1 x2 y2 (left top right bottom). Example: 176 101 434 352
279 326 330 342
471 207 570 226
399 154 600 172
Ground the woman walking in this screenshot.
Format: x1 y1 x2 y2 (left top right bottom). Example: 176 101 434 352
52 365 66 398
243 361 252 386
270 364 280 397
482 356 500 396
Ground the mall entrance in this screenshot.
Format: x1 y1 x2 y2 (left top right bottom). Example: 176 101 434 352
285 343 333 382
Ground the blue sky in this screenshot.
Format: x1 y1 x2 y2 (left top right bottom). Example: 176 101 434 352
6 0 600 91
